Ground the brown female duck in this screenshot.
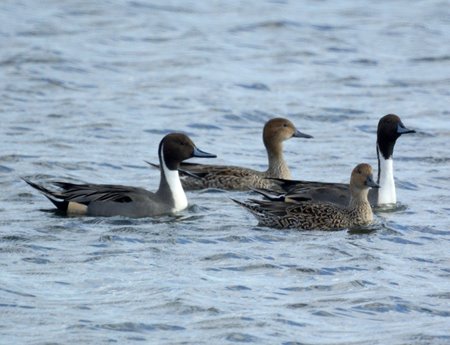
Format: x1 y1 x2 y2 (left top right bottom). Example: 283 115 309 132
164 118 312 191
233 163 379 230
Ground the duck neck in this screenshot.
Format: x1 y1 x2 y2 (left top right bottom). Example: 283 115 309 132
349 187 373 224
349 187 370 209
157 144 188 212
265 141 291 179
377 144 396 204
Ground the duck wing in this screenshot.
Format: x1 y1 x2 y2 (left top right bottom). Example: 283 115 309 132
23 178 157 216
268 178 350 206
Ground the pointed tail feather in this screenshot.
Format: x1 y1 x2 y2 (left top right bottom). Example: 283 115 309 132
145 161 160 169
250 188 286 201
265 177 297 188
231 198 282 227
231 198 264 216
22 178 68 212
145 160 202 180
178 168 203 180
22 178 55 197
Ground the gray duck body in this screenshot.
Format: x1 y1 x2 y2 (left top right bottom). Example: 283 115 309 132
24 133 216 218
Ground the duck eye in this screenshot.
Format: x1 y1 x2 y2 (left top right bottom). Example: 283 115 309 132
283 123 288 127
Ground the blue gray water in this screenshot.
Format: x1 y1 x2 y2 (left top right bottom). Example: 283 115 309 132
1 1 450 344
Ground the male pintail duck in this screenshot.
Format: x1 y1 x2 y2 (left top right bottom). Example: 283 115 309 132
23 133 216 217
233 163 379 230
266 114 415 206
149 118 313 191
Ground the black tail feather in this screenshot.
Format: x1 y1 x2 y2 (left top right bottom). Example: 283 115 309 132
145 160 203 180
178 168 203 180
145 161 160 169
22 178 68 212
250 188 286 201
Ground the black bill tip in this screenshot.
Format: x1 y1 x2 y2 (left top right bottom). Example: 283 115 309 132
293 129 313 139
397 122 416 135
365 174 380 188
192 147 217 158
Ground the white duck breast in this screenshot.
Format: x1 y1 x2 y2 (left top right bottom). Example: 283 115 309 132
160 143 188 212
377 155 396 204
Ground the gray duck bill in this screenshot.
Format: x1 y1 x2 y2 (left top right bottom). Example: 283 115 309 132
192 147 217 158
397 122 415 135
293 130 313 139
365 174 380 188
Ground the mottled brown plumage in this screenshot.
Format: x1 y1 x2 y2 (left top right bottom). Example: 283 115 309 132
233 163 379 230
175 118 312 190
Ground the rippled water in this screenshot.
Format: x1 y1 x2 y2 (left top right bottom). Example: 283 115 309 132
1 1 450 344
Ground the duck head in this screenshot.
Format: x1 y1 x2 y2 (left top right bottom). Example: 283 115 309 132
350 163 380 192
159 133 216 170
377 114 415 160
263 117 313 148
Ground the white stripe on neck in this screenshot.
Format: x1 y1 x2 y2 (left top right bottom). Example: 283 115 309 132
378 155 396 205
160 145 188 212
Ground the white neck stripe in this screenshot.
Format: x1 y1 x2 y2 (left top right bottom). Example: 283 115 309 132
160 144 188 212
377 155 396 205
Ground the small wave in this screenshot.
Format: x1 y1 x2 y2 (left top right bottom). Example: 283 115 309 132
187 123 221 130
0 165 14 173
202 252 248 261
230 20 302 33
411 55 450 63
226 285 252 291
236 83 271 91
22 257 52 264
98 321 185 332
351 58 378 66
224 332 260 343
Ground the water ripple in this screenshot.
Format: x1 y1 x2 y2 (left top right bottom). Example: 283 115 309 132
1 1 449 344
98 322 185 332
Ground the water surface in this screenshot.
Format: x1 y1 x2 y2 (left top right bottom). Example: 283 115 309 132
1 1 450 344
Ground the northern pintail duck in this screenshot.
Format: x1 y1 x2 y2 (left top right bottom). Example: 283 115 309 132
149 118 312 191
233 163 379 230
24 133 216 217
267 114 415 206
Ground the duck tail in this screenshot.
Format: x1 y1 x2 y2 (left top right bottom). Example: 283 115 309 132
145 160 203 180
144 161 160 169
230 198 265 216
265 177 296 188
250 188 286 201
178 168 203 180
22 178 68 212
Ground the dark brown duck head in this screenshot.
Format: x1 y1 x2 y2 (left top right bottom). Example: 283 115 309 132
377 114 415 160
159 133 216 171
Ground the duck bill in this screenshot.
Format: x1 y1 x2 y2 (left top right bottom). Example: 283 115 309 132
397 122 416 135
192 147 217 158
365 174 380 188
293 129 313 139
